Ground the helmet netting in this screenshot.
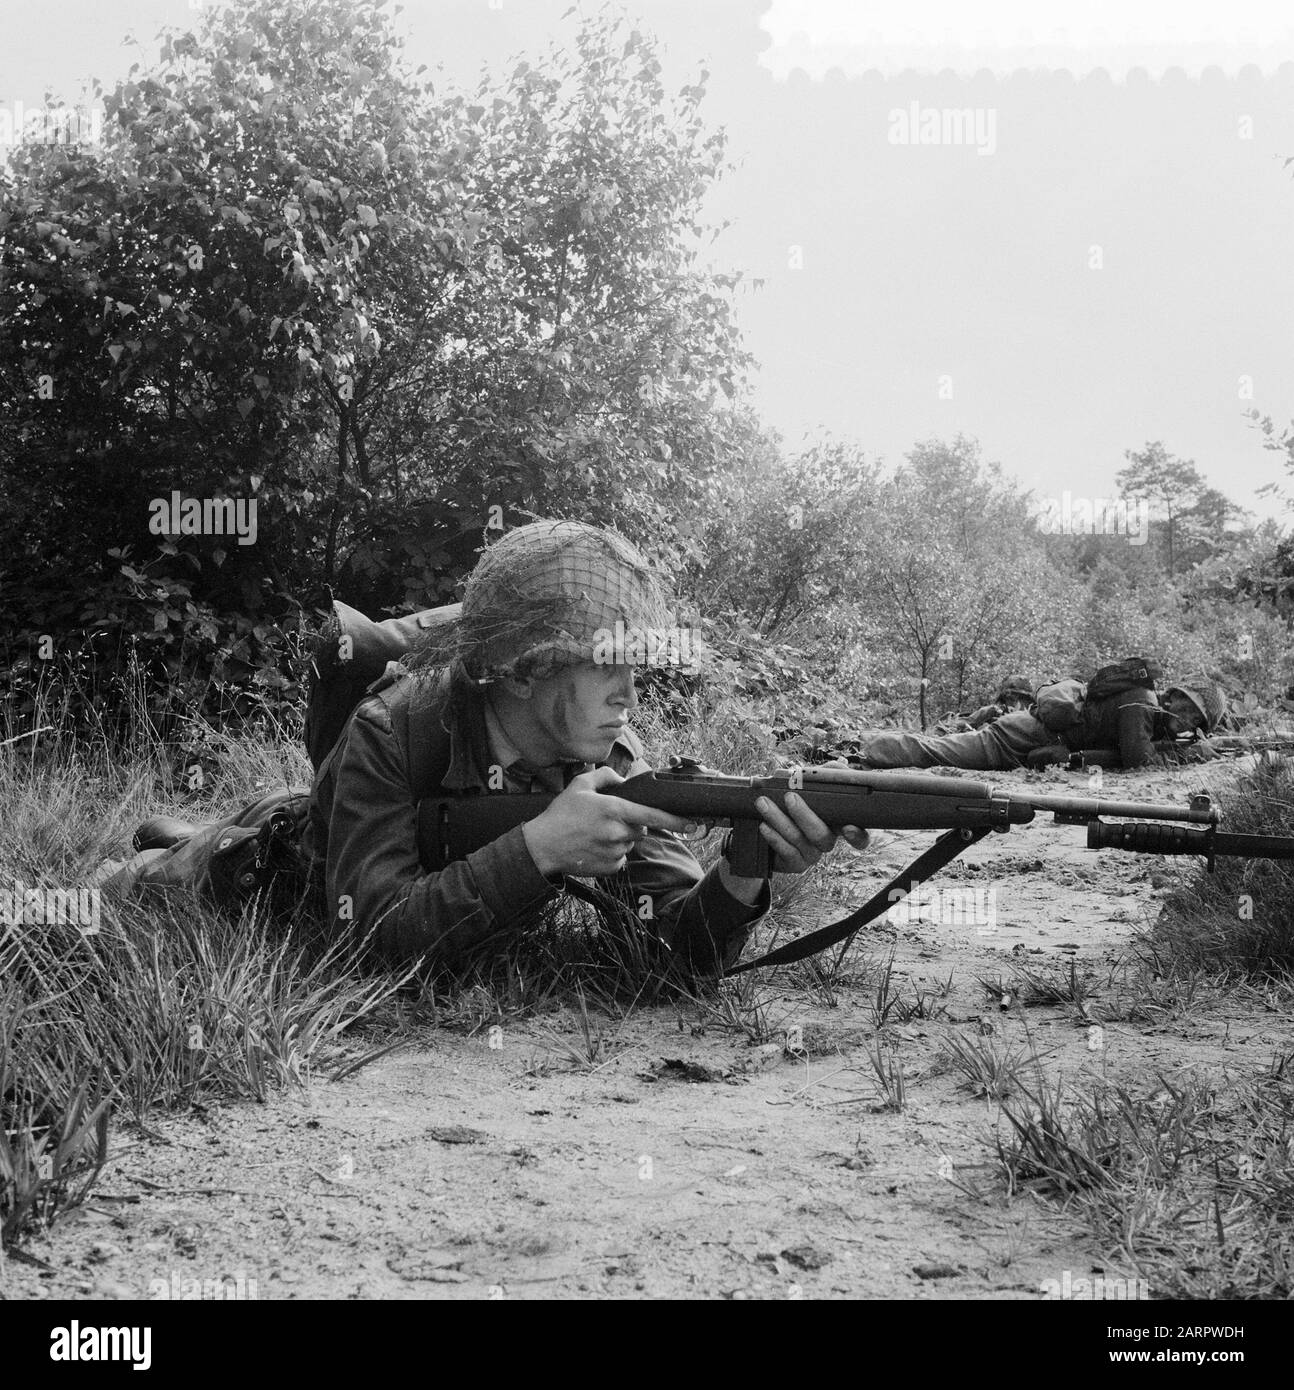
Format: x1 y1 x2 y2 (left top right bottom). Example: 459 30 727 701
407 520 674 683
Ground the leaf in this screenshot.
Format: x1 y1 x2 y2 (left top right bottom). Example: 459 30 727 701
356 204 378 227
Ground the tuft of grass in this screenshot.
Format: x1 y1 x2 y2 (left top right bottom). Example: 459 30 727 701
1009 957 1098 1008
862 1039 906 1112
702 972 776 1043
530 986 636 1072
866 949 903 1028
940 1029 1036 1102
994 1067 1294 1298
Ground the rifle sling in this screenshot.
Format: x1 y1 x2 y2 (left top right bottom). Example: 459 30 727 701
725 826 994 975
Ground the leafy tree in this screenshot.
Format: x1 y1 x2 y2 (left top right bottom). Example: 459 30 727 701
0 0 756 725
1174 486 1251 571
853 437 1065 725
691 431 878 636
1116 441 1215 577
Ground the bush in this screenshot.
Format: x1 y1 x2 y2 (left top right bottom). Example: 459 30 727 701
1148 754 1294 980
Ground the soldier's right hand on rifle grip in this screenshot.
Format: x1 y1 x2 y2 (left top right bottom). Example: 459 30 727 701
521 766 694 878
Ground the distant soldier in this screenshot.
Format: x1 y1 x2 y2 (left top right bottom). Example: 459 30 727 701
849 677 1227 772
934 674 1035 734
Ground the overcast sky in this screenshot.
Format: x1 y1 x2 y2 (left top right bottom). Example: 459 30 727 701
4 1 1294 522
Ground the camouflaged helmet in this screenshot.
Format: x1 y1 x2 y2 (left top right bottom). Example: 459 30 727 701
995 674 1035 703
457 520 673 682
1165 677 1228 733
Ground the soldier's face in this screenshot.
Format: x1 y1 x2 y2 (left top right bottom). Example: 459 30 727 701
532 660 639 762
1160 691 1204 736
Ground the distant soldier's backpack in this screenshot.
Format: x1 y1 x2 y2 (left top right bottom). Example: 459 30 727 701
1032 678 1088 733
1031 656 1163 734
1086 656 1162 702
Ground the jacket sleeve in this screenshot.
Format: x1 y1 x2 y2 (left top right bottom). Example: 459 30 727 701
324 699 559 966
1115 699 1160 768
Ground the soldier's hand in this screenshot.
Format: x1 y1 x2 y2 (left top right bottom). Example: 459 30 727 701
522 766 694 878
1025 743 1070 769
747 792 869 876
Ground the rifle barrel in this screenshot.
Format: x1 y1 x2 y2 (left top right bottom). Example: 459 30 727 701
1007 790 1218 825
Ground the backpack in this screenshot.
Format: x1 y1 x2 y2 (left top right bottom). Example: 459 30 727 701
303 599 461 771
1086 656 1163 702
1031 656 1162 734
1032 678 1088 733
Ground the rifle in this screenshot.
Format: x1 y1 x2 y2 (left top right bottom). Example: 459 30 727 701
1066 735 1294 770
416 757 1294 976
1203 735 1294 759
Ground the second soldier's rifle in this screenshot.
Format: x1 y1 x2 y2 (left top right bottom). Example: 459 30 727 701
1067 734 1294 770
1201 734 1294 759
417 759 1294 976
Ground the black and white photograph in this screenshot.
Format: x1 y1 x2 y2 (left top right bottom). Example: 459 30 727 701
2 0 1293 1343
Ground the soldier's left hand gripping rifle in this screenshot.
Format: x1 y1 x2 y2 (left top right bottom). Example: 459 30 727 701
416 759 1294 977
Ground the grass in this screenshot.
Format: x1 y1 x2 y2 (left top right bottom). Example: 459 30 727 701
993 1066 1294 1298
1147 753 1294 981
939 1028 1037 1102
964 761 1294 1300
1009 958 1099 1008
530 985 639 1072
0 669 411 1247
863 1039 906 1112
